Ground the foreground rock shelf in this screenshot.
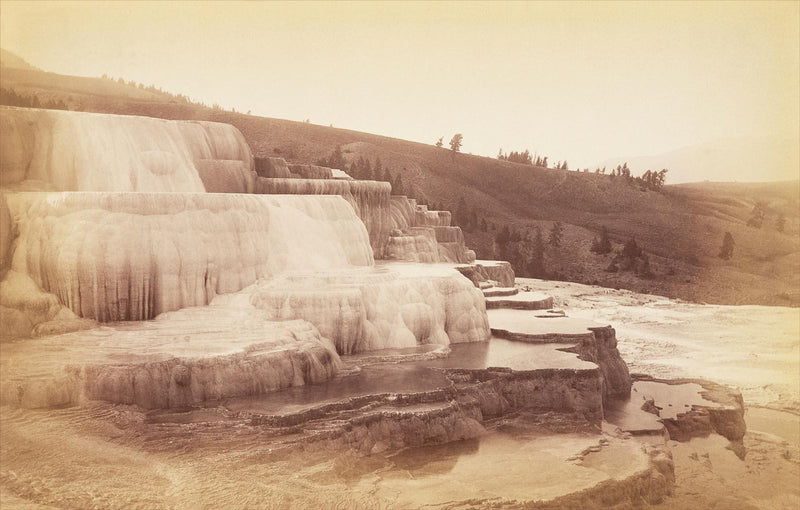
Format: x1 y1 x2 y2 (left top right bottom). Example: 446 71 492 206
485 290 555 309
0 313 340 409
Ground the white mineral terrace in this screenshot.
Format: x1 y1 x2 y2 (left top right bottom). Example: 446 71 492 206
488 308 602 340
0 192 375 326
2 107 775 508
0 106 253 192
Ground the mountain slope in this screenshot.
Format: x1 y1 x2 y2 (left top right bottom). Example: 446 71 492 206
0 48 38 71
2 55 798 305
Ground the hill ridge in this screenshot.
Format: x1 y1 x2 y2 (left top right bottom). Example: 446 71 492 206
1 61 797 305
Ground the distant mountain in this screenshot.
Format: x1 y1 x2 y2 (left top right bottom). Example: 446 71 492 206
0 48 39 71
598 137 799 184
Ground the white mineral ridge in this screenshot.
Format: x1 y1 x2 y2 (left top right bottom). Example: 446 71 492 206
2 192 373 322
246 263 490 354
386 227 441 263
389 195 417 231
0 106 253 192
0 308 341 408
255 177 391 256
330 168 353 180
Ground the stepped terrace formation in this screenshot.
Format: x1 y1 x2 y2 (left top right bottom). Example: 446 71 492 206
0 106 750 508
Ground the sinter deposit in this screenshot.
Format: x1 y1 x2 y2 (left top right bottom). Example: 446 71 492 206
0 107 783 509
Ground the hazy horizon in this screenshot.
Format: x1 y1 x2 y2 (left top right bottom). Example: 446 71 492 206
1 1 798 181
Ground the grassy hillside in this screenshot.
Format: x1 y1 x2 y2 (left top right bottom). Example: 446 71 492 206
2 59 798 305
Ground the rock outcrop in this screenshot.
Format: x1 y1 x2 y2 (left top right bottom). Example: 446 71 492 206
456 260 516 288
633 375 747 444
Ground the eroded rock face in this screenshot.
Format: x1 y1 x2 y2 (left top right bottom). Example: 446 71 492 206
456 260 516 288
580 326 633 400
633 375 747 444
451 367 605 424
2 192 373 324
0 106 254 193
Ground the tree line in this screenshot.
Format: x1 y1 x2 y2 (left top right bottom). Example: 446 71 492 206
747 202 786 232
601 163 668 191
0 87 69 110
496 148 556 168
316 146 407 196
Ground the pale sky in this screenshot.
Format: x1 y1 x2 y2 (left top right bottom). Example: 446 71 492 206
1 1 798 173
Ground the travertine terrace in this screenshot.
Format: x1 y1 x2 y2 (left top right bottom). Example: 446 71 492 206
0 106 751 508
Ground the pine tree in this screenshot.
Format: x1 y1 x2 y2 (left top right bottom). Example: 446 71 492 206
495 225 511 246
363 159 373 180
622 237 642 260
455 196 469 229
636 253 654 279
330 145 346 169
719 232 735 260
548 222 564 248
776 213 786 233
436 137 443 148
449 134 463 153
526 228 547 277
590 227 612 254
393 174 405 195
747 203 766 228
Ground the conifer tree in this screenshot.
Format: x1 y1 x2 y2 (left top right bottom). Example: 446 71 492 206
548 222 564 248
590 227 613 254
392 174 405 195
363 159 373 180
719 232 735 260
776 213 786 233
